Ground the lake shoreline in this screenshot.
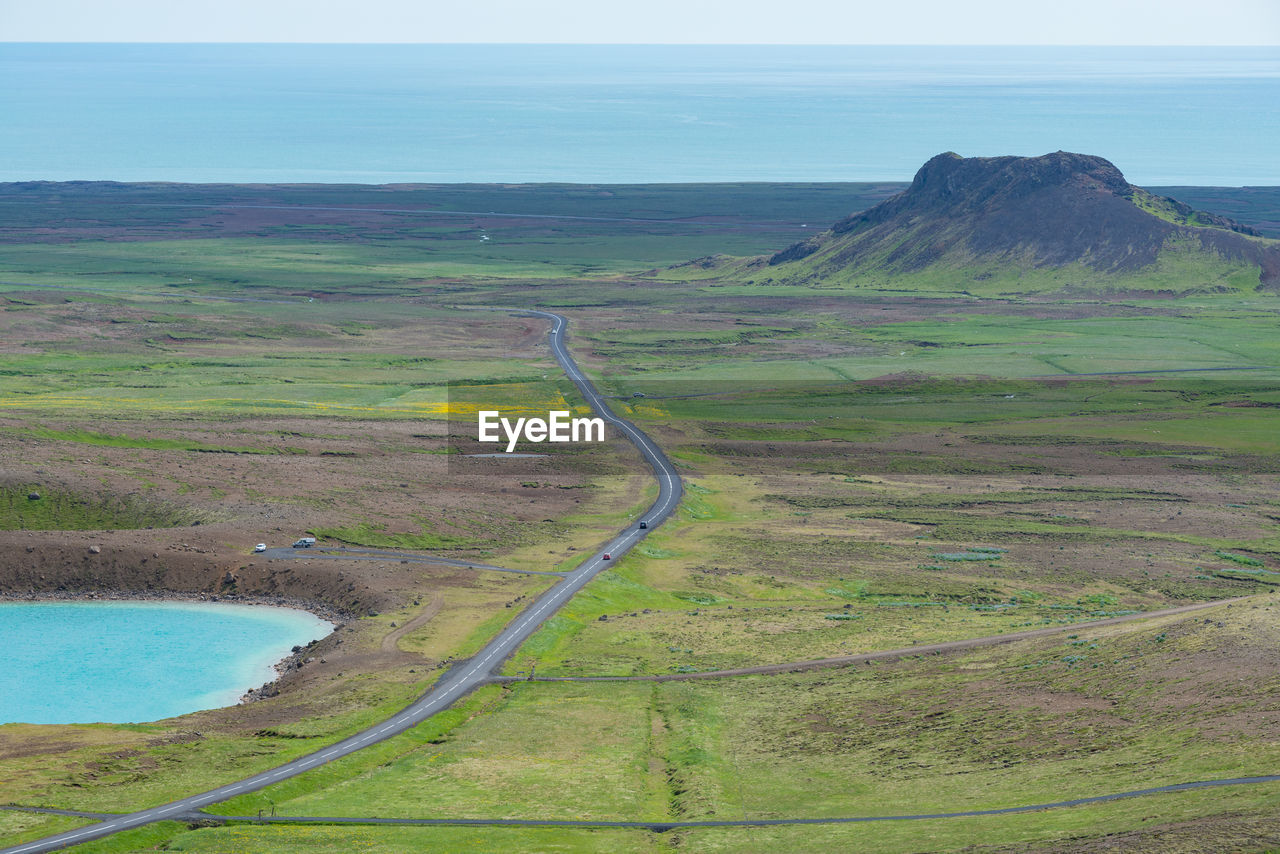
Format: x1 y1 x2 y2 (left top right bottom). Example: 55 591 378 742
0 591 347 712
0 591 346 706
0 597 340 723
0 589 353 626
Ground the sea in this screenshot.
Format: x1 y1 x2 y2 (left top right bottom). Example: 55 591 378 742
0 44 1277 186
0 601 331 724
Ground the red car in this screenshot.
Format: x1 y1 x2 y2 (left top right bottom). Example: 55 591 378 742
603 553 611 560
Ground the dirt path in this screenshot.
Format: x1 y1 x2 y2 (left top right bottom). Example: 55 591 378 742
188 772 1280 830
504 596 1251 683
381 594 443 655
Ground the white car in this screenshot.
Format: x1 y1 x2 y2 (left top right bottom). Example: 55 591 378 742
253 543 267 553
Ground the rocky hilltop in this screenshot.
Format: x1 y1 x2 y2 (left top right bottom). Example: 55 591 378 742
765 151 1279 290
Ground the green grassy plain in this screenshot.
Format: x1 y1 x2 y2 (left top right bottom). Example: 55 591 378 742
0 183 904 300
572 302 1280 384
167 598 1280 853
4 181 1280 852
89 784 1280 854
0 812 88 849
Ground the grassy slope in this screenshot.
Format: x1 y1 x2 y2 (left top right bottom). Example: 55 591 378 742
0 484 203 530
668 236 1271 298
1149 186 1280 238
652 185 1280 297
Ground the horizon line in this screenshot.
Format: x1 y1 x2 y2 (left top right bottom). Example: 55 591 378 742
3 41 1278 48
2 178 1276 188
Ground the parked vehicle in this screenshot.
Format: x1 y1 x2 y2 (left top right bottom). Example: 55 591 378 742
253 543 266 553
292 537 316 548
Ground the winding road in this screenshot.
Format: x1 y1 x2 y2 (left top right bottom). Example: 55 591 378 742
2 310 683 854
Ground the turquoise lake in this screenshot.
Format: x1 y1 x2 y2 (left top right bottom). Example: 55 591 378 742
0 601 332 725
1 44 1276 185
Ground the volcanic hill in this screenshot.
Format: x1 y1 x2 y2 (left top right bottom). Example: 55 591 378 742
748 151 1280 294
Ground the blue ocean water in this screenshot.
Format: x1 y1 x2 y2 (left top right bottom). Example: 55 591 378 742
0 44 1277 186
0 601 332 724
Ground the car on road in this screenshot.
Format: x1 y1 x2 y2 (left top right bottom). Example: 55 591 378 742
638 521 648 529
292 537 316 548
253 543 266 553
602 553 611 560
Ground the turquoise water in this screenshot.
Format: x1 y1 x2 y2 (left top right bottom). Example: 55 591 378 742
1 44 1276 185
0 601 332 724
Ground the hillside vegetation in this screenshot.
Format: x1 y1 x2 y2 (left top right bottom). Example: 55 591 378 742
675 152 1280 297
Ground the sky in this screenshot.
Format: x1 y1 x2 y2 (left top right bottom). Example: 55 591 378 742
1 0 1278 44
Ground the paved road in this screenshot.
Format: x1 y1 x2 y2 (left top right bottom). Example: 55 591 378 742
260 546 564 576
1 310 682 854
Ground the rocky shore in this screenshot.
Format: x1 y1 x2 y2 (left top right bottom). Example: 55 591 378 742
240 636 331 704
